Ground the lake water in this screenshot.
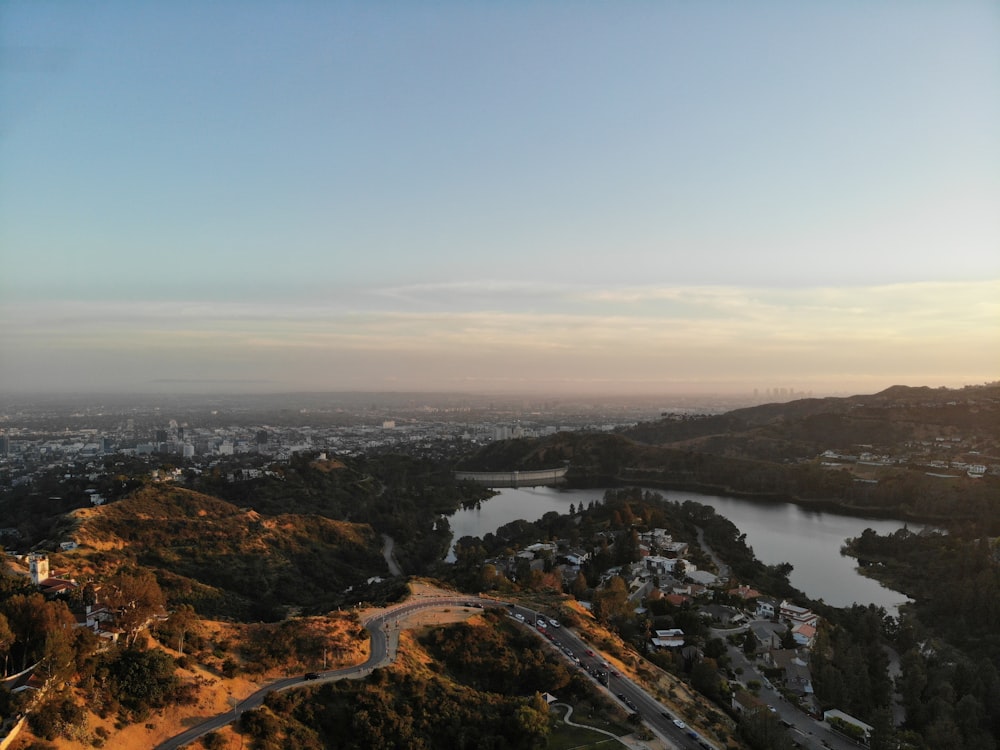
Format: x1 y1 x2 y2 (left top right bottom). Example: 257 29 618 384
447 486 913 613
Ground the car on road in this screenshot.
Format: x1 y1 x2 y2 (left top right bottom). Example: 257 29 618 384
549 618 561 627
514 613 525 621
304 672 319 680
673 719 687 730
584 649 594 656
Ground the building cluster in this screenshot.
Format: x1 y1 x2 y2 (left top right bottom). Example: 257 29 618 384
500 523 826 717
8 553 125 644
0 412 644 491
818 436 999 479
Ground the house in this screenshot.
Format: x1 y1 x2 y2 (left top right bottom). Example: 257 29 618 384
769 648 814 696
728 584 761 600
1 664 47 696
750 622 781 650
628 579 654 602
685 568 718 587
823 709 873 743
651 629 685 649
561 550 590 566
756 598 778 619
644 555 679 576
731 688 768 715
700 604 743 627
28 553 75 589
780 600 819 627
791 621 817 647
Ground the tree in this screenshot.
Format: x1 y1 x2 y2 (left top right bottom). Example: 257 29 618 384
2 593 76 674
105 646 180 719
104 572 165 646
515 696 550 741
592 576 631 624
691 659 722 701
779 626 796 650
742 630 757 657
571 572 588 600
0 613 13 676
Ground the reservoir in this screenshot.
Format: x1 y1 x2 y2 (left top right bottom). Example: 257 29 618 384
447 486 913 613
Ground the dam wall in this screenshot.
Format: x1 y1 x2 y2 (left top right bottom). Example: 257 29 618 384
454 466 568 488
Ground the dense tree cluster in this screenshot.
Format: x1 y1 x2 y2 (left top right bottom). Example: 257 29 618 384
240 614 574 750
420 610 574 696
843 528 1000 748
810 605 892 720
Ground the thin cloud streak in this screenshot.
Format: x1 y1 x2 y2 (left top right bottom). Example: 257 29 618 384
0 280 995 394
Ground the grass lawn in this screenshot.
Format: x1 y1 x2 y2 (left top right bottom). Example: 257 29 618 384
546 722 624 750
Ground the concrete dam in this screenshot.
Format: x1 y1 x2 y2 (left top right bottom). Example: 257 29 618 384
454 466 568 488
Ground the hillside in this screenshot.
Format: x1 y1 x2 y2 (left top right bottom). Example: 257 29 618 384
67 485 387 620
623 383 1000 461
458 384 1000 530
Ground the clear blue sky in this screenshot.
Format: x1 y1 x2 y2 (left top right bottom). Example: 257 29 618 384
1 1 998 394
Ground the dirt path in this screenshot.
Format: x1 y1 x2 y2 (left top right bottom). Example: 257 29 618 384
381 533 403 576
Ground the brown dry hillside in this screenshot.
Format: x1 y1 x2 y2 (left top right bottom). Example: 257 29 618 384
65 485 388 620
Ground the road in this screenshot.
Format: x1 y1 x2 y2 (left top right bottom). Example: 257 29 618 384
155 596 484 750
158 597 864 750
507 603 707 750
713 623 862 750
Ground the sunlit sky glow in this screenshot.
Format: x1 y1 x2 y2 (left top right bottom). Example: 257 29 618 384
1 2 998 395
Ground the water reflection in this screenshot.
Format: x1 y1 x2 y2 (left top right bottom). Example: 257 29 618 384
447 486 913 612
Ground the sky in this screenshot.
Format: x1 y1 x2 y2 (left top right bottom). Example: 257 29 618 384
1 1 998 397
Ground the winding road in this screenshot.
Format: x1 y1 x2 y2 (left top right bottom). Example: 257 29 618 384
155 596 482 749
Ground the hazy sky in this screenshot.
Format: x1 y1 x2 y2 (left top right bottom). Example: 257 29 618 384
2 1 998 396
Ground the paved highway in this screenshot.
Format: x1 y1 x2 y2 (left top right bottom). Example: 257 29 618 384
507 603 709 750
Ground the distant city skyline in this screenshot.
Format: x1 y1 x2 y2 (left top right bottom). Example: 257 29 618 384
2 2 997 395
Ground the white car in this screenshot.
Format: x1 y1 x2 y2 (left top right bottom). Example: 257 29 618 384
549 618 561 628
673 719 686 730
514 613 525 621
